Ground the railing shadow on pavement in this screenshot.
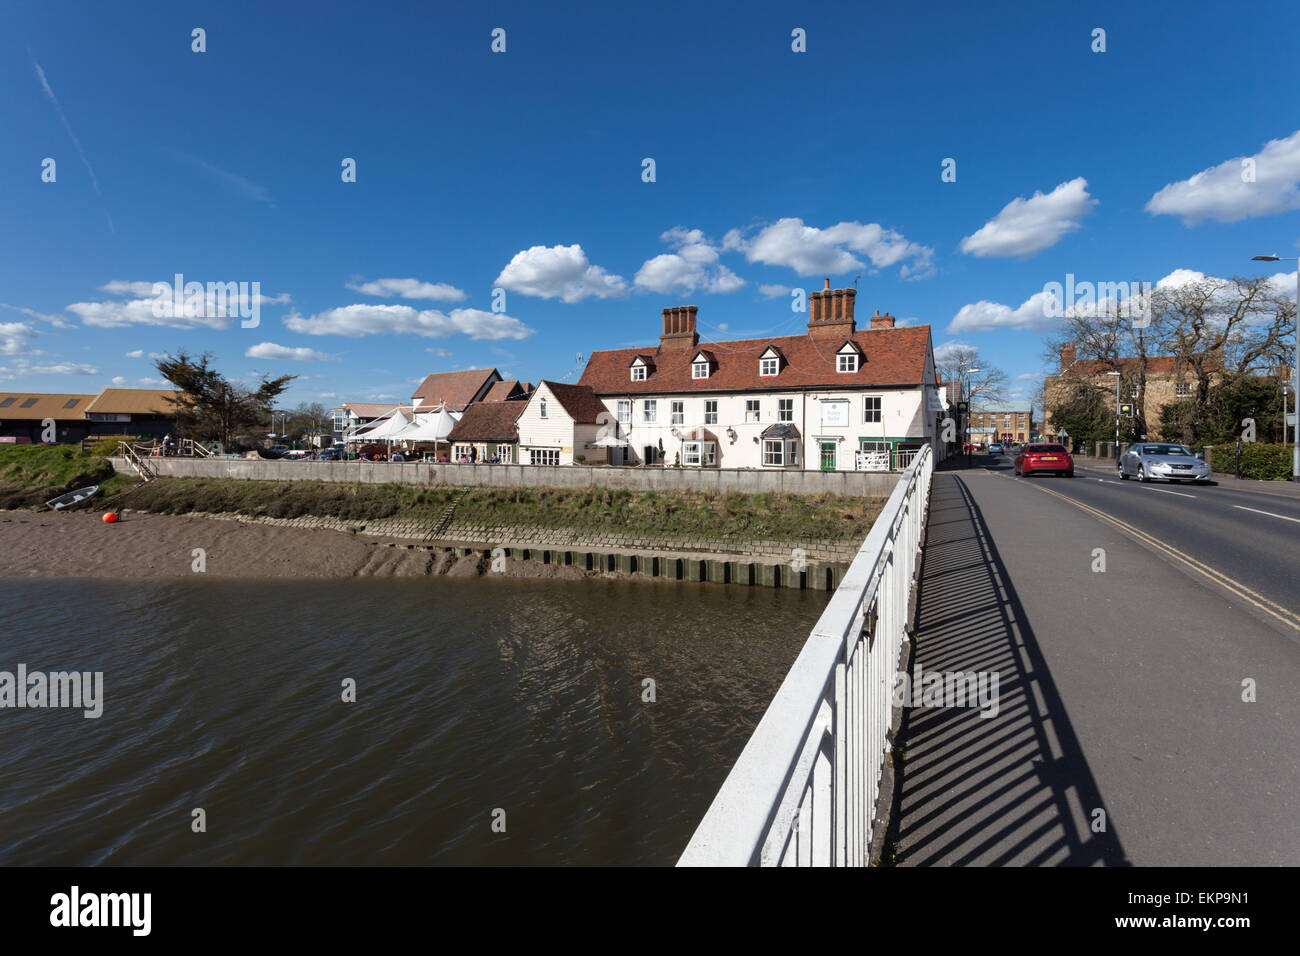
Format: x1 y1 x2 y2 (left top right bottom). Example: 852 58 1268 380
886 473 1131 867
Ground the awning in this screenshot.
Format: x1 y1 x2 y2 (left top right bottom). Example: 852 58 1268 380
761 423 801 441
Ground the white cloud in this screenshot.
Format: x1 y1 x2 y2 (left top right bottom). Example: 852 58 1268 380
284 304 534 340
724 218 935 279
1017 372 1043 381
1146 129 1300 225
0 303 71 329
67 282 290 330
111 375 127 386
346 278 468 302
425 347 452 357
633 227 745 295
947 290 1061 333
959 178 1096 258
494 244 627 302
0 322 36 355
757 284 791 299
245 342 338 362
125 349 143 358
0 358 99 379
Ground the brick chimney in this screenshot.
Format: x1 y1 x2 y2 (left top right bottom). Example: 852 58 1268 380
869 309 896 329
808 278 857 339
659 305 699 351
1060 341 1077 370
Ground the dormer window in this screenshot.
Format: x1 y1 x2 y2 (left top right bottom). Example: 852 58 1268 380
758 345 784 377
630 356 652 382
631 365 647 381
836 341 862 373
692 361 709 379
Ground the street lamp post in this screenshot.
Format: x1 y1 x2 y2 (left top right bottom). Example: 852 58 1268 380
1251 254 1300 481
963 368 981 467
1106 370 1121 465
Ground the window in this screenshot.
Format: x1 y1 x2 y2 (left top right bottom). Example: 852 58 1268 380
20 398 38 409
763 439 785 466
631 365 647 382
63 399 80 409
453 444 472 459
745 399 760 422
704 400 718 425
681 440 717 466
643 399 657 423
617 400 631 423
863 396 882 423
692 362 709 379
1175 383 1192 398
837 354 859 373
531 449 560 466
778 399 793 423
498 446 513 464
540 398 548 418
760 357 779 376
671 401 684 425
0 398 14 408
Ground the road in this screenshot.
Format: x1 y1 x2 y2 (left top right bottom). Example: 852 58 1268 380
893 453 1300 866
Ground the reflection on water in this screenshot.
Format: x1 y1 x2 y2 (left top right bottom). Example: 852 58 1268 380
0 575 826 865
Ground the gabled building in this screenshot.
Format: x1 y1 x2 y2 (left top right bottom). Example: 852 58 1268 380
515 381 610 466
447 401 525 463
0 388 177 443
576 282 944 471
410 368 502 412
0 393 96 443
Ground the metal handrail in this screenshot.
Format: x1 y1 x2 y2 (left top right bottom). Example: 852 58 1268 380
678 443 933 866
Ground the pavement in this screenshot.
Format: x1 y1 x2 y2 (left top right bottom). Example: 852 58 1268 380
891 452 1300 866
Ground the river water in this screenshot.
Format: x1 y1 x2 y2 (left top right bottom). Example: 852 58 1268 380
0 576 826 865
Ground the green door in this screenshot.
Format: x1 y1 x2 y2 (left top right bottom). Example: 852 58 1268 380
820 441 837 471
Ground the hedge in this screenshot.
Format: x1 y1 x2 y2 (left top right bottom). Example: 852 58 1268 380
1206 443 1293 481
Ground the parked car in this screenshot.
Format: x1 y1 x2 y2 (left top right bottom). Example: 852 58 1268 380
1014 443 1074 477
315 448 344 461
989 443 1004 454
1119 442 1210 483
283 449 310 461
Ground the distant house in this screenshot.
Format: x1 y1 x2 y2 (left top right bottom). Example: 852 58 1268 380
515 381 610 466
0 388 177 443
446 401 525 463
0 393 96 443
481 379 532 403
329 402 404 441
410 368 503 412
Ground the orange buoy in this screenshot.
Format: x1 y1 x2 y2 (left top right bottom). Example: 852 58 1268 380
102 512 118 523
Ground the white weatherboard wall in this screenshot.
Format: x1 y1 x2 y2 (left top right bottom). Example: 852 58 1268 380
515 382 602 466
601 385 939 470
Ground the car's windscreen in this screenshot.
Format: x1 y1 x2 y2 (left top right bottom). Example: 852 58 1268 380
1141 444 1189 456
1031 445 1067 453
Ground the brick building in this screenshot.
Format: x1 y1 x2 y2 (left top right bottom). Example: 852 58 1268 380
970 404 1033 444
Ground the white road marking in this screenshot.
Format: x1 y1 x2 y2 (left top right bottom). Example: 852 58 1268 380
1233 505 1300 524
1143 486 1196 498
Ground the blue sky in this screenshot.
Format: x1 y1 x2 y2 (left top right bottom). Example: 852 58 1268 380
3 0 1298 410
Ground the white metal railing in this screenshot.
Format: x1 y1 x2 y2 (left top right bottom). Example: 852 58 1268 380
678 443 934 866
894 448 919 471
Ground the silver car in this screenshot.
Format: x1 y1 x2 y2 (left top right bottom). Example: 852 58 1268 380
1119 442 1210 483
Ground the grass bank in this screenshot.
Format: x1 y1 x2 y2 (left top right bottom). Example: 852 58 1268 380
111 477 885 541
0 445 134 509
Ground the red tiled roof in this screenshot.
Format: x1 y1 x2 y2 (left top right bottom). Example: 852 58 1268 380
482 380 526 402
579 326 933 395
447 402 524 442
343 402 403 418
540 381 608 423
411 368 499 411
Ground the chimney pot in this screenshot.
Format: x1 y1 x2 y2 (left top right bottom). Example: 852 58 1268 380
823 278 830 290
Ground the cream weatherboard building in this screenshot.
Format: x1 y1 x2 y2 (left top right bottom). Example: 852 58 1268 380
576 284 946 471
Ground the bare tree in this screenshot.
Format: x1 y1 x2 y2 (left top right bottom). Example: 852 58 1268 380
936 345 1008 406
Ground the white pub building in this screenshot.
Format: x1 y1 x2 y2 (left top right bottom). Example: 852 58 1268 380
577 281 947 471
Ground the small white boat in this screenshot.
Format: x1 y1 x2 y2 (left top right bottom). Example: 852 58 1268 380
45 485 100 510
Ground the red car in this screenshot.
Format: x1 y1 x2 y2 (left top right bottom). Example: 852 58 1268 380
1014 443 1074 477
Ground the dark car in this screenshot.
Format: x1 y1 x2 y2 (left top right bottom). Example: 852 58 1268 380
1014 442 1074 477
316 448 344 461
